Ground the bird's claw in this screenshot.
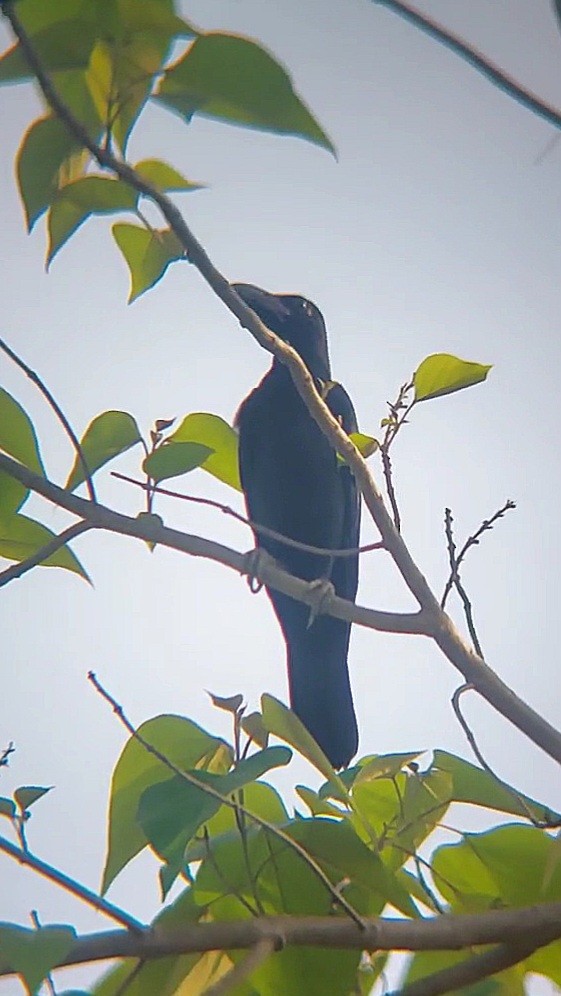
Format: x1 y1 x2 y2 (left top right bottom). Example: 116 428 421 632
243 547 278 593
306 578 336 629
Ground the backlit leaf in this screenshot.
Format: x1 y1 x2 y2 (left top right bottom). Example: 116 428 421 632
112 223 184 302
156 33 334 153
66 411 141 492
414 353 491 403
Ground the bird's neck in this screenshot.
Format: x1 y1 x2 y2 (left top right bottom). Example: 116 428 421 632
272 355 331 383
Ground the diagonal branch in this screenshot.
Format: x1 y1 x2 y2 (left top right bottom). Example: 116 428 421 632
204 937 279 996
0 833 144 933
396 938 545 996
375 0 561 132
0 337 96 503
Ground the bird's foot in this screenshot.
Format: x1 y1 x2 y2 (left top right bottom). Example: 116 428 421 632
306 578 336 629
243 547 278 593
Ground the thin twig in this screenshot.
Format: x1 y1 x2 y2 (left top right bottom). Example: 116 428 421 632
441 501 516 610
0 337 96 503
376 0 561 132
0 521 92 588
0 743 15 768
0 833 144 933
204 937 279 996
111 471 385 559
88 672 367 928
442 508 484 658
451 684 561 830
379 382 415 532
381 449 401 533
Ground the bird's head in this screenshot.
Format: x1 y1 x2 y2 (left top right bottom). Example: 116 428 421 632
233 283 331 380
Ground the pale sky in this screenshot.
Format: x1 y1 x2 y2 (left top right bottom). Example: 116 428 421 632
1 1 561 993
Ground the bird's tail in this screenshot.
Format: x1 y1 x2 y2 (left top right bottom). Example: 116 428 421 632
275 596 358 769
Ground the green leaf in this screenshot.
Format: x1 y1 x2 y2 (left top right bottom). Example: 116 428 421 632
296 786 345 819
142 442 212 484
65 411 141 492
138 746 291 874
155 33 334 154
0 471 28 520
0 514 89 580
102 714 228 893
413 353 492 403
208 692 244 714
17 116 85 230
433 750 560 823
0 923 76 996
134 158 205 193
241 711 269 749
0 798 16 819
0 388 44 475
353 752 423 785
0 18 97 83
14 786 52 813
169 413 241 491
48 176 138 264
112 223 184 302
261 694 348 799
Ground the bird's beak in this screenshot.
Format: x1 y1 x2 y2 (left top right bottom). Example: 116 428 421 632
232 283 291 321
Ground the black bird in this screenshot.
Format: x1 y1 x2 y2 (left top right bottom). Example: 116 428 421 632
234 284 360 768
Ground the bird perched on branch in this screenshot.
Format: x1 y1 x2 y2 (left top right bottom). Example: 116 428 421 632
234 283 360 769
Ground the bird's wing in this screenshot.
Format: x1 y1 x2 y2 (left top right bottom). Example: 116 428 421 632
323 381 361 601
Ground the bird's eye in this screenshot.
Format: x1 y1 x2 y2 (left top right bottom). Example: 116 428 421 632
301 300 314 317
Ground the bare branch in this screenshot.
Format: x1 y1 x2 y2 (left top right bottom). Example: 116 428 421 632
0 521 92 588
0 453 424 637
452 684 561 830
0 337 96 503
2 905 561 979
0 834 144 933
375 0 561 132
442 507 484 657
441 501 516 611
111 471 385 559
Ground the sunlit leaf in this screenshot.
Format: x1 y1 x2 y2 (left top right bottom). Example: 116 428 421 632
0 388 44 475
66 411 141 492
102 714 229 893
353 752 423 785
134 158 205 193
0 924 76 996
143 442 212 484
0 514 89 580
208 692 244 714
433 750 560 823
17 116 85 230
413 353 492 403
48 176 138 264
155 33 334 153
112 223 184 302
169 413 241 491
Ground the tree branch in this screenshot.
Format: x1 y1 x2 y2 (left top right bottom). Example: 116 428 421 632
0 453 425 637
0 834 144 933
375 0 561 132
2 905 561 979
0 337 96 503
396 938 545 996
